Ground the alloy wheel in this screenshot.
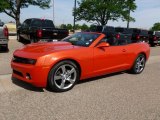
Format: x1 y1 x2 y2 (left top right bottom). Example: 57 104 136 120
53 64 77 90
135 55 145 73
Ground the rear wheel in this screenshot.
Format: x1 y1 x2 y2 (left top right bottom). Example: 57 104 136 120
17 33 22 42
5 44 8 51
130 54 146 74
151 44 155 47
30 37 38 43
48 60 80 92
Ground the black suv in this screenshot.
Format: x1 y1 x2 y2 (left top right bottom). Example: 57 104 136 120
115 27 149 43
90 26 131 45
148 31 160 46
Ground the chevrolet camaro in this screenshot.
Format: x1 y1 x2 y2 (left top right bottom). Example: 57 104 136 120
11 32 150 92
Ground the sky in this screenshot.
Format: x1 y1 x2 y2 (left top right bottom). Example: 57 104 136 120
0 0 160 29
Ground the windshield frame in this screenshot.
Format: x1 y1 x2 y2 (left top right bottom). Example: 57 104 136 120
62 32 101 47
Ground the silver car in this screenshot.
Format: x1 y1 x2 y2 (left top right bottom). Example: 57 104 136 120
0 22 8 51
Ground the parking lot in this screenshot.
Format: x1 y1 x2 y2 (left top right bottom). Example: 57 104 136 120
0 38 160 120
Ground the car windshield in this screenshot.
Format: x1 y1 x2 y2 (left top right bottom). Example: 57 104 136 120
62 32 100 47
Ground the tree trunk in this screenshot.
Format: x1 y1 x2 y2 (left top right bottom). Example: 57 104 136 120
15 11 20 28
16 0 21 28
100 19 108 26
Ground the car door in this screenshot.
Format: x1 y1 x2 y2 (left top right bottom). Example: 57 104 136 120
93 38 128 76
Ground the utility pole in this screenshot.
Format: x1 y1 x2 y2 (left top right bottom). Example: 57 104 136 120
73 0 76 32
53 0 55 24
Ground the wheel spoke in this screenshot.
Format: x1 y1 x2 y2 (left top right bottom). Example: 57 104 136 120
68 68 75 75
140 58 144 63
54 75 62 81
137 65 140 72
61 65 66 74
67 78 75 84
60 80 65 89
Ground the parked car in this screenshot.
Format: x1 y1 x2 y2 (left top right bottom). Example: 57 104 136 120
0 22 9 51
90 26 132 44
17 18 69 43
148 31 160 46
11 32 150 92
131 28 149 43
115 27 149 43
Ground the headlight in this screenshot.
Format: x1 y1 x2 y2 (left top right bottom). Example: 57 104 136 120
12 56 37 65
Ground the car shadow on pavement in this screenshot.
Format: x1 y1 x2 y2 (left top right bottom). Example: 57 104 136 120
78 71 125 85
11 71 126 92
12 77 44 92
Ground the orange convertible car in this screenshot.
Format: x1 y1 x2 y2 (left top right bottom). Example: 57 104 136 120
11 32 150 92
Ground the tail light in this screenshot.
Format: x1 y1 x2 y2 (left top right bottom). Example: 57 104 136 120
3 27 8 38
136 35 140 40
153 36 157 41
37 30 42 38
116 34 120 39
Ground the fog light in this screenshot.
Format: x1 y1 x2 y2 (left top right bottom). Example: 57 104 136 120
26 73 31 80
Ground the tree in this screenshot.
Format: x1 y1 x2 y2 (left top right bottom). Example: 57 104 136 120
81 23 89 31
75 24 81 30
60 24 67 29
151 22 160 31
74 0 137 26
122 0 137 28
66 24 73 30
0 0 51 27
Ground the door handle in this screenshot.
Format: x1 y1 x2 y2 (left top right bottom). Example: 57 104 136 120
122 49 126 52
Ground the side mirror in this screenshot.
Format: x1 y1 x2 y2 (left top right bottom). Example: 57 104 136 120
97 42 110 48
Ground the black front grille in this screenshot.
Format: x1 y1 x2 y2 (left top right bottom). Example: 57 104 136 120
13 70 23 77
13 56 36 65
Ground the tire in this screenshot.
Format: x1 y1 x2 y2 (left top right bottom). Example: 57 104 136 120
5 44 9 51
30 38 38 44
130 54 146 74
17 33 23 42
151 44 155 47
48 60 80 92
30 39 35 44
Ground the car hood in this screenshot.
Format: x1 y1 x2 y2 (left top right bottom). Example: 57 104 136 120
14 42 79 59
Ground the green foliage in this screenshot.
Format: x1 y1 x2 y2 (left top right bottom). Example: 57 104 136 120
75 24 81 30
90 24 97 30
81 23 89 31
60 24 67 29
66 24 73 30
151 22 160 31
74 0 137 25
0 1 10 12
0 0 51 26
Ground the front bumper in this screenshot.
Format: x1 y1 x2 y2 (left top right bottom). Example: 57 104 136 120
11 62 50 87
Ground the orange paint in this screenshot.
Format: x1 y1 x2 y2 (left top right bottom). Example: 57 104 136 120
11 33 150 87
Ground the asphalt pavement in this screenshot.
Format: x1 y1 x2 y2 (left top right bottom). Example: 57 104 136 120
0 38 160 120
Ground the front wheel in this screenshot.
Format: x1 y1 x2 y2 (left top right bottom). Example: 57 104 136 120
48 60 80 92
130 54 146 74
